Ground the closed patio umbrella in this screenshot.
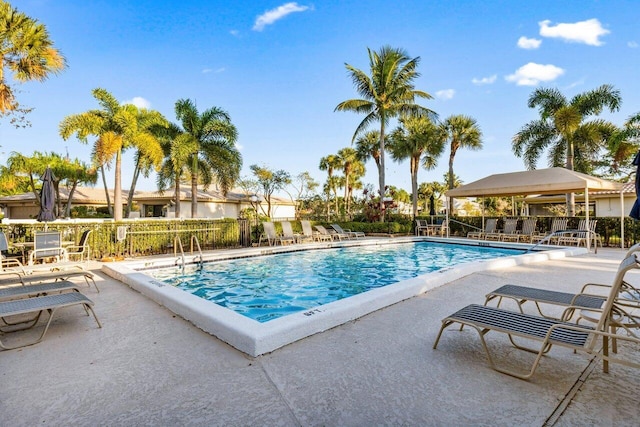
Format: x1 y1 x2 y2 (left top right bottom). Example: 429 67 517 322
37 167 57 227
630 151 640 220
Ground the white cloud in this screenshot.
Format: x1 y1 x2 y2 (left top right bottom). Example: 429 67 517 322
253 2 309 31
628 41 639 48
236 142 244 151
436 89 455 100
471 75 497 85
122 97 151 109
539 18 610 46
202 67 225 74
517 36 541 49
230 30 239 36
505 62 565 86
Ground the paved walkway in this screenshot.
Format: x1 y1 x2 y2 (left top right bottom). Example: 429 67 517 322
2 248 640 426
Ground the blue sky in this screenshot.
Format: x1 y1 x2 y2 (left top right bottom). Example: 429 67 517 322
2 0 639 195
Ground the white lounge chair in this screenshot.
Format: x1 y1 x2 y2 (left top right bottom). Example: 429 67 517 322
331 224 365 239
300 221 327 242
467 218 497 240
278 221 297 245
314 225 346 241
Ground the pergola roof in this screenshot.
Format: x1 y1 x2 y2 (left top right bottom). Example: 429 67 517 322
446 167 623 198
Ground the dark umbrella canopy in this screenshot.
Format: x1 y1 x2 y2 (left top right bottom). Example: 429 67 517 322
429 194 436 216
630 152 640 220
37 167 56 222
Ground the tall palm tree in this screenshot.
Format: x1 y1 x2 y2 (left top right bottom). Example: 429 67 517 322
124 107 167 217
59 88 166 220
174 99 241 218
0 1 66 114
598 112 640 179
354 130 381 180
442 115 483 214
155 122 197 219
319 154 342 215
335 46 435 219
388 116 446 218
512 84 622 215
335 147 364 216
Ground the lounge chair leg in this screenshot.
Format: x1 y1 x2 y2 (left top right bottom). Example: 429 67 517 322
432 320 455 349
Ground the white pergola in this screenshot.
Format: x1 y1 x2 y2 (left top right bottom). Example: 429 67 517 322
445 167 626 249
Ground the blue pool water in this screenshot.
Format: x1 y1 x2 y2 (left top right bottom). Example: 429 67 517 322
150 242 523 322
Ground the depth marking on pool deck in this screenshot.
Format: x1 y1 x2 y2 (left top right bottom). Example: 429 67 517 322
102 237 587 356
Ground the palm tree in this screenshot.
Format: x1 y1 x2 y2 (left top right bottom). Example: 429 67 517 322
0 1 66 115
319 154 342 215
174 99 241 218
512 84 622 215
60 88 166 221
388 116 446 218
335 46 435 219
335 147 364 216
599 112 640 179
442 115 483 214
354 130 382 179
124 107 167 217
155 123 197 219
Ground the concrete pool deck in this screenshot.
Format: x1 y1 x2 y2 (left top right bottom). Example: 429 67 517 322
2 246 640 425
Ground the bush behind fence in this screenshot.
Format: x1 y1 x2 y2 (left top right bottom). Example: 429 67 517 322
1 218 247 260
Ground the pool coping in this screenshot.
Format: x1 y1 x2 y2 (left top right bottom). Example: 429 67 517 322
101 237 587 356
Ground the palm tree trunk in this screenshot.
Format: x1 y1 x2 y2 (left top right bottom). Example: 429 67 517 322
344 172 350 216
114 150 123 221
174 176 181 218
65 182 79 217
125 159 141 218
191 157 198 218
379 120 386 222
100 165 113 216
411 157 418 219
448 150 456 215
566 140 576 216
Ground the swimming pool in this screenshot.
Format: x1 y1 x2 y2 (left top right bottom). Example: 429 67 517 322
102 237 586 356
149 242 523 322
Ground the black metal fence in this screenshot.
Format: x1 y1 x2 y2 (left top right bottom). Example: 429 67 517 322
1 218 248 260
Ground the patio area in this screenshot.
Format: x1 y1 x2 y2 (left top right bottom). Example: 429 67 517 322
2 247 640 425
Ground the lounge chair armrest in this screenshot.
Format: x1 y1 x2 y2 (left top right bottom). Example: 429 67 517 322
579 282 613 294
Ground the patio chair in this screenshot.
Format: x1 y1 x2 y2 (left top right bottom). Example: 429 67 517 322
557 219 600 249
278 221 297 245
0 269 99 293
433 253 640 380
65 229 92 262
516 218 538 243
499 219 520 242
28 231 65 265
258 222 279 246
415 220 429 236
483 243 640 321
297 220 316 243
314 225 346 241
0 291 101 350
300 220 329 242
0 280 81 302
427 219 448 237
0 232 24 268
331 224 365 239
534 217 569 244
467 218 497 240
